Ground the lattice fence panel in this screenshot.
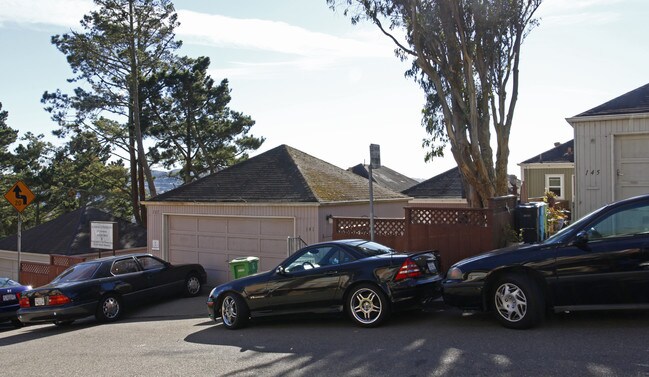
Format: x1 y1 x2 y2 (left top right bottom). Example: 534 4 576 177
410 208 488 227
21 262 50 275
374 219 405 236
336 218 370 236
52 255 85 267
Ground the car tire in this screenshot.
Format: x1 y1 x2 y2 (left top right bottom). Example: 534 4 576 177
95 294 123 323
220 293 249 330
53 320 75 327
184 274 202 297
492 274 544 329
11 319 24 328
346 284 390 328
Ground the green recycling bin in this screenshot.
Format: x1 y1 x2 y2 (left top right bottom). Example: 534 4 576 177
229 256 259 279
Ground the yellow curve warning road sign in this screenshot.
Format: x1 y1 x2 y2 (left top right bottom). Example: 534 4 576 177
4 180 35 213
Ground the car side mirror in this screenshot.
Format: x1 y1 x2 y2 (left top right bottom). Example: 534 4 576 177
276 266 287 275
573 230 589 246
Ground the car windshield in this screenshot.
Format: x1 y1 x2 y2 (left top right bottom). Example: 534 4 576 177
542 204 608 245
0 278 20 288
52 262 101 283
351 241 395 256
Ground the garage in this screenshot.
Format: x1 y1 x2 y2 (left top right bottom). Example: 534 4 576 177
166 215 295 283
144 145 410 285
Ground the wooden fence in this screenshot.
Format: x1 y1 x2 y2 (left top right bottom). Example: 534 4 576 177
332 196 517 272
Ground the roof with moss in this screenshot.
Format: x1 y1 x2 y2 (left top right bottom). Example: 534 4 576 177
147 145 408 203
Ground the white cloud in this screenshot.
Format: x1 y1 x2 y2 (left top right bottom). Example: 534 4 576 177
175 10 390 59
0 0 93 28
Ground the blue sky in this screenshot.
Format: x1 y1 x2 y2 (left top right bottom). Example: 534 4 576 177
0 0 647 180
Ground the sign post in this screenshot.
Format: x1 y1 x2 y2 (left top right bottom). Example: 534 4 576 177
369 144 381 242
4 181 35 281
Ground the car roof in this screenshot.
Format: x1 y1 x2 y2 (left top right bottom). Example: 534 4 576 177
75 253 154 265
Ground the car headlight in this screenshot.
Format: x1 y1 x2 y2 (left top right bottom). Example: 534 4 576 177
446 267 464 280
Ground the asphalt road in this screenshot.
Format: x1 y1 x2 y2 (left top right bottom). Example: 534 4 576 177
1 296 648 377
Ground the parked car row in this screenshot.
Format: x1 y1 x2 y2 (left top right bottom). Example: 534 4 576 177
4 194 649 331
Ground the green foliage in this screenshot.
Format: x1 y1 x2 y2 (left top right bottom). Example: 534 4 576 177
42 0 183 222
142 56 264 183
329 0 542 207
0 103 132 238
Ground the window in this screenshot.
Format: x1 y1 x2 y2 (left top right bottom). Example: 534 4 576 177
111 258 140 275
588 202 649 240
284 246 353 272
53 263 101 283
137 256 166 271
545 174 564 199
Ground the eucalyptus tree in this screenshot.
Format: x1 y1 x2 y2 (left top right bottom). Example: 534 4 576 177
329 0 542 207
42 0 181 223
142 56 264 184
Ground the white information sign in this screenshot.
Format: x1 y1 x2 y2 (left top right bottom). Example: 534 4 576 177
91 221 117 250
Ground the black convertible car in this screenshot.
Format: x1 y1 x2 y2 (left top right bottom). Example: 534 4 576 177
18 254 206 326
443 194 649 329
207 239 442 329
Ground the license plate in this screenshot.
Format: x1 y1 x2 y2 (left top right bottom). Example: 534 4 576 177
35 297 46 306
427 261 437 273
2 294 16 301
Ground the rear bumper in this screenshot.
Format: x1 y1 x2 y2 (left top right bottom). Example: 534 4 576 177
17 302 97 324
442 280 485 310
388 275 443 310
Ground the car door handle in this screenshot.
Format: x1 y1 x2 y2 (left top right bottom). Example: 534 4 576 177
325 271 338 275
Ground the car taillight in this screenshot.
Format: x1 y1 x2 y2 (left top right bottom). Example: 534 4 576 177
394 258 422 281
19 296 30 308
48 294 71 306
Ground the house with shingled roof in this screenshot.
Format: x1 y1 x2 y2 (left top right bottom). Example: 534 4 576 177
401 167 468 206
566 83 649 218
143 144 410 284
347 164 419 193
518 139 574 212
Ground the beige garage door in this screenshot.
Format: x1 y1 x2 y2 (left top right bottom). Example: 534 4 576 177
166 215 294 284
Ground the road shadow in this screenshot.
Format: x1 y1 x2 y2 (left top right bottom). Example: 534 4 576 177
184 307 649 376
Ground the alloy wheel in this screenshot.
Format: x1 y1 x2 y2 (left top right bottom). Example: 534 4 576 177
350 287 383 325
221 296 237 327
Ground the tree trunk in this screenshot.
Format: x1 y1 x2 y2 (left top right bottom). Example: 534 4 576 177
128 0 157 199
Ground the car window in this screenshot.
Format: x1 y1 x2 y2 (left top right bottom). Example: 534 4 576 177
111 258 141 275
53 262 101 283
326 248 355 265
588 202 649 240
285 246 334 272
137 256 166 271
351 241 395 257
0 278 20 288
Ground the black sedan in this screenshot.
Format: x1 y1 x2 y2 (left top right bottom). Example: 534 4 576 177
18 254 206 326
207 239 442 329
0 277 31 328
443 194 649 329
